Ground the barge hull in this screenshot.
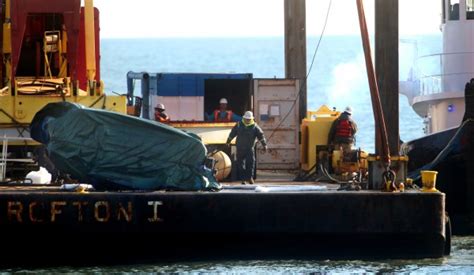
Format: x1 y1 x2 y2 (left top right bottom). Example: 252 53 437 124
0 188 447 265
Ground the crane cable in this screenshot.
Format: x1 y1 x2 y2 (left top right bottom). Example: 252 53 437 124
265 0 333 143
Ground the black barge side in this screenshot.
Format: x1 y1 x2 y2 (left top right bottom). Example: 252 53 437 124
0 183 448 266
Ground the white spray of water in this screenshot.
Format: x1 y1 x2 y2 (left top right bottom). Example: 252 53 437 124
324 53 375 151
325 46 427 152
327 53 369 112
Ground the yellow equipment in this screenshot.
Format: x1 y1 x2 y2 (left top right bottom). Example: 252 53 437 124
0 0 127 179
0 0 127 130
420 170 439 192
331 149 368 175
300 105 339 172
300 105 368 180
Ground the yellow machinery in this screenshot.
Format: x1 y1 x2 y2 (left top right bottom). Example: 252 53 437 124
299 105 368 182
0 0 127 134
300 105 340 172
0 0 127 178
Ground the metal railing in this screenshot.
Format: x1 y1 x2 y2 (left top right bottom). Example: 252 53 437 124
1 136 35 181
416 51 474 96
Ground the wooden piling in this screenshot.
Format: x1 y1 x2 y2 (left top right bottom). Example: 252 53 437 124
375 0 399 155
284 0 307 122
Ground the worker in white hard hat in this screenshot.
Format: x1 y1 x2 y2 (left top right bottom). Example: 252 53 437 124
207 98 241 122
154 103 170 123
328 106 358 154
226 110 267 185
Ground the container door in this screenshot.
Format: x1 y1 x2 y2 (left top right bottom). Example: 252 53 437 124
254 79 300 170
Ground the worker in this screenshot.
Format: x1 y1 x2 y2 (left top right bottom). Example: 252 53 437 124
226 111 267 185
207 98 242 122
154 103 170 123
328 106 358 154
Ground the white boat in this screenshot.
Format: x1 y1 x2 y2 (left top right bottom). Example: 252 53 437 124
400 0 473 134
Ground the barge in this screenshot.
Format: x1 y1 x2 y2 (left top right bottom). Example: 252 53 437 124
0 179 449 265
0 0 453 266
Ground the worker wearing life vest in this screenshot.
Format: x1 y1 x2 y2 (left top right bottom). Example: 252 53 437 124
328 106 358 154
207 98 242 122
154 103 170 123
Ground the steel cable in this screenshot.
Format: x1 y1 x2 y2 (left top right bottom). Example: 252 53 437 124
266 0 333 143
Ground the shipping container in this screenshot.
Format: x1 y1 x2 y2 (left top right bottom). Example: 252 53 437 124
127 72 301 174
141 73 253 121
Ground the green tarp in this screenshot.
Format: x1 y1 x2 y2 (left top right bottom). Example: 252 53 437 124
30 102 220 191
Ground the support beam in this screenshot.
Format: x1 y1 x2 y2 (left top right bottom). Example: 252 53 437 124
375 0 399 155
284 0 307 122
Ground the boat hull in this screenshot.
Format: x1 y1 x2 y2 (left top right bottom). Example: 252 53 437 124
0 186 448 266
404 119 474 234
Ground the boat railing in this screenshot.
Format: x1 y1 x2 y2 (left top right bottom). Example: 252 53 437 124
416 51 474 96
0 136 35 181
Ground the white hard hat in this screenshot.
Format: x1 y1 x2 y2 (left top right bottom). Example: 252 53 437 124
344 106 352 114
155 103 165 110
219 98 228 104
243 111 254 119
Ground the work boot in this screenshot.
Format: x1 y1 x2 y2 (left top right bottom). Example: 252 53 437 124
249 178 255 185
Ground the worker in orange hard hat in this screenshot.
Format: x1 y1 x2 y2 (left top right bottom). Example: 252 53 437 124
154 103 170 123
207 98 241 122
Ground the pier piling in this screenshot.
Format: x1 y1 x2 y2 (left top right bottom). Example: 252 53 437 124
375 0 400 154
284 0 307 122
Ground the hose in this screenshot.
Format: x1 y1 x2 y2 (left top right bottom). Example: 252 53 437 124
356 0 392 172
293 162 317 181
409 118 473 181
266 0 333 143
320 163 342 184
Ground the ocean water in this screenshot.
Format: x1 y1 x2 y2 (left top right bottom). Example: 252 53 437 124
8 237 474 273
27 36 470 273
101 35 442 153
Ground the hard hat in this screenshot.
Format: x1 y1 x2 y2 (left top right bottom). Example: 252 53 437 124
243 111 254 119
219 98 228 104
155 103 165 110
344 106 352 114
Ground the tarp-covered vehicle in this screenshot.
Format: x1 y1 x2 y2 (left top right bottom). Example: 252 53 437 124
30 102 220 191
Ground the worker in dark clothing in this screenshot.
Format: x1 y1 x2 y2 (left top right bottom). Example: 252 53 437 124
226 111 267 185
154 103 170 123
328 106 358 154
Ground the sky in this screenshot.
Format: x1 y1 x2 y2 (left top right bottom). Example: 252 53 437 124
94 0 441 38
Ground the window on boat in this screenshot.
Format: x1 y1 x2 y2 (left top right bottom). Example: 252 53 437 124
467 0 474 19
449 0 460 20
